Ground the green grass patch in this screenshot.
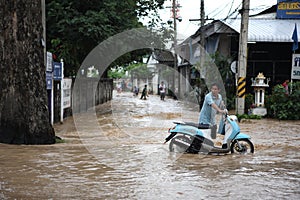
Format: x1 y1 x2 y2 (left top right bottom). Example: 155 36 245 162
55 136 65 143
236 114 262 122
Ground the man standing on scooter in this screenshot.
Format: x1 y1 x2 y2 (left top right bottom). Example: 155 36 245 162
198 83 227 147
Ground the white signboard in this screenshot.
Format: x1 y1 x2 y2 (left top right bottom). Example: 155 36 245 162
46 52 53 72
291 54 300 80
63 78 72 108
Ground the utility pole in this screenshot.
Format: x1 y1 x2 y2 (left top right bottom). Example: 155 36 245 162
172 0 178 98
236 0 250 114
172 0 177 48
199 0 205 79
166 1 182 98
173 0 177 85
188 1 206 78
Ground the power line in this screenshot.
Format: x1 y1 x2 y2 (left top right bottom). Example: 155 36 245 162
225 0 236 20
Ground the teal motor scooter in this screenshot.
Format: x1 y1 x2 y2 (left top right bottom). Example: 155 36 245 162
164 112 254 154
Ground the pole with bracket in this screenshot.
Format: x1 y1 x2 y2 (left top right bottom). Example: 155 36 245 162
200 0 205 79
172 0 178 98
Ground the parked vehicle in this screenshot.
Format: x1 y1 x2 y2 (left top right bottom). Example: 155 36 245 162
164 112 254 154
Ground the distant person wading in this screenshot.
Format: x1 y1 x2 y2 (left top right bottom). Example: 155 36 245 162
140 85 148 100
159 81 166 101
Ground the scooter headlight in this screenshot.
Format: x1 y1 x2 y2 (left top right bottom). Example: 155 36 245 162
229 115 238 122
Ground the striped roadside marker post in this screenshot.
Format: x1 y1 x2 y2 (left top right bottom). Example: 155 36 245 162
237 77 246 114
238 77 246 98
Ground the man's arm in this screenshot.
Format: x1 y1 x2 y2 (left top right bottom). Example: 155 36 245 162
211 103 225 114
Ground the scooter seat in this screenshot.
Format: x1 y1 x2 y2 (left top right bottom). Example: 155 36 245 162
183 122 210 129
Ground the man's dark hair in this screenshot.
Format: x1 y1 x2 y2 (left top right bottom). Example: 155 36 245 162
211 83 220 89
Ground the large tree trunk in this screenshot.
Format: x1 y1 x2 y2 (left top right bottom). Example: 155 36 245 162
0 0 55 144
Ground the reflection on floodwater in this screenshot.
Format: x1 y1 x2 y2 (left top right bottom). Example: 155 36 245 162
0 91 299 199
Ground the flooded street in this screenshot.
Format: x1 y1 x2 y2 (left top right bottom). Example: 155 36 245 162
1 91 300 199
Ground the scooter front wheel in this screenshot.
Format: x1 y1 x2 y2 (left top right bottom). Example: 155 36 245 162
230 139 254 154
169 135 192 153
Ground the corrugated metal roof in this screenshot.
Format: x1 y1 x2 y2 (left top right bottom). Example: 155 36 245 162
224 18 300 42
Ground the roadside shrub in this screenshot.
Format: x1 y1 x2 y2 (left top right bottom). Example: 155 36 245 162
226 95 236 111
236 114 262 122
265 82 300 120
245 93 254 113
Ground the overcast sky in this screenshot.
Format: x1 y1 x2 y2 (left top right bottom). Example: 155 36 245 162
159 0 278 39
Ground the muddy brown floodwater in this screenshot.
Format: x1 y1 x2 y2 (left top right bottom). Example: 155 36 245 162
1 91 300 199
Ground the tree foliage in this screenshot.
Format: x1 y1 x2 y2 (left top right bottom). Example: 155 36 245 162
46 0 167 77
265 82 300 120
128 63 156 80
108 67 126 79
212 52 236 109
